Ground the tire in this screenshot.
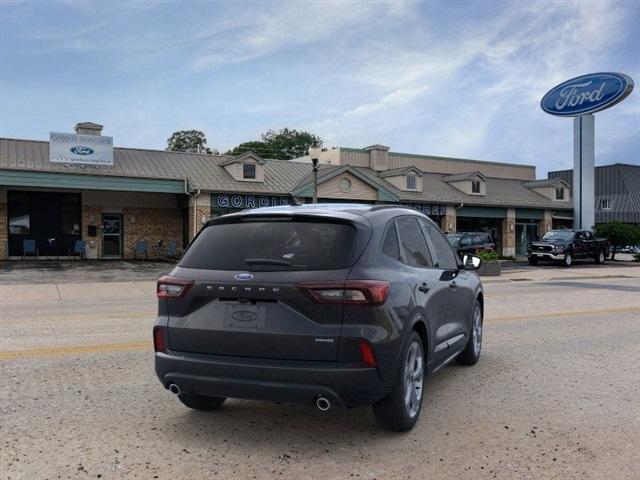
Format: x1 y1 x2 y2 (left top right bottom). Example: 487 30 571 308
528 256 538 265
178 393 226 411
595 250 606 264
373 331 425 432
456 300 483 366
562 253 573 267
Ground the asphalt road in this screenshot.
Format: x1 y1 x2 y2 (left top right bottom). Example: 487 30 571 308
1 265 639 479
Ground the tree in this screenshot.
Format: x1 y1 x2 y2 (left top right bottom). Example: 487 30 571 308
226 128 322 160
225 141 269 157
594 222 640 260
167 130 217 154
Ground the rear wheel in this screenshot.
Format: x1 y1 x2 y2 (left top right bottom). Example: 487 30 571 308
373 332 424 432
456 300 483 366
595 250 606 264
562 253 573 267
178 394 226 411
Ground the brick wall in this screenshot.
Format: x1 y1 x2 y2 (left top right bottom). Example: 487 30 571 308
501 208 516 257
0 200 7 260
123 207 183 259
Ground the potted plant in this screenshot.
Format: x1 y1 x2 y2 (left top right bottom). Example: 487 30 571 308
476 251 501 276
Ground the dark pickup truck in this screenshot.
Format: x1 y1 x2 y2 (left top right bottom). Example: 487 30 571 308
527 230 609 267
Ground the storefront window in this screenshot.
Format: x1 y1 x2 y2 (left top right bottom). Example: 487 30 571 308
8 192 30 234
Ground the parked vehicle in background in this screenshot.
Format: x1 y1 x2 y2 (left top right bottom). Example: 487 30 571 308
154 204 485 432
527 230 609 267
446 232 496 257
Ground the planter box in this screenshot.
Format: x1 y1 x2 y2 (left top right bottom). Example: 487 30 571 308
478 262 501 276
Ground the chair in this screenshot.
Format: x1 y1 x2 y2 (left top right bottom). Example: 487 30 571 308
68 240 86 260
166 240 179 259
133 240 149 260
22 239 38 261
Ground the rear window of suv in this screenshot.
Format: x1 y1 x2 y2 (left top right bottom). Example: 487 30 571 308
180 220 356 271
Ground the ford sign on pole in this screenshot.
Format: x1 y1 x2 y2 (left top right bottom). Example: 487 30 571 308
49 132 114 166
541 72 634 230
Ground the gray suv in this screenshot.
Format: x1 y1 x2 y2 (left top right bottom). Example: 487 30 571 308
154 204 484 431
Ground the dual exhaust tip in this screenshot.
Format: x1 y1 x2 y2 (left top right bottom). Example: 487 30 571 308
168 383 331 412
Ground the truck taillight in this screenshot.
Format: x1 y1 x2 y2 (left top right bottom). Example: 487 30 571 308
157 275 194 299
297 281 390 306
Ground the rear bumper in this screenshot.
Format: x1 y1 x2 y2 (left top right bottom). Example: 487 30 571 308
155 350 387 408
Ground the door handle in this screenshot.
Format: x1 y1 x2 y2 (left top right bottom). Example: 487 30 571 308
449 281 457 289
418 283 430 293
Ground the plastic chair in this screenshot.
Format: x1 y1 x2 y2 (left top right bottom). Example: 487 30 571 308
166 240 179 259
69 240 86 260
22 239 38 260
133 240 149 260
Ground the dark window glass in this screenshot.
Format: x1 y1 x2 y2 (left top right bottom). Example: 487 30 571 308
423 221 459 270
472 180 481 193
397 217 432 268
9 206 30 234
472 234 484 246
556 188 564 200
460 235 472 247
243 163 256 179
61 205 81 235
382 222 400 261
406 174 416 190
180 221 356 271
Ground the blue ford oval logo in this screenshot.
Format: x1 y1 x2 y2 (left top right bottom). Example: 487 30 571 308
234 273 254 281
541 72 634 117
70 146 95 155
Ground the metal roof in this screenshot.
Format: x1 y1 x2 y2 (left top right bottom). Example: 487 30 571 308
443 171 486 182
1 137 573 210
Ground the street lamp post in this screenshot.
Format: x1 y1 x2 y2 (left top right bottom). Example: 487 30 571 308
308 145 321 204
312 157 319 204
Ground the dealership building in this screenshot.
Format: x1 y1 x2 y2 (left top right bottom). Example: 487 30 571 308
0 122 575 260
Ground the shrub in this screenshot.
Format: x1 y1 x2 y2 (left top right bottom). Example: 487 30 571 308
477 251 499 264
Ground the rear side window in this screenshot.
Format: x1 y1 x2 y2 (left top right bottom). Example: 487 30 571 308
460 235 472 247
382 222 401 261
397 217 433 268
423 222 459 270
180 220 356 271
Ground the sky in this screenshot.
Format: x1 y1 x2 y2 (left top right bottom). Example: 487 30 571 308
1 0 638 177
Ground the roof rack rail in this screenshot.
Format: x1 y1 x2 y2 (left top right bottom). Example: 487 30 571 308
369 204 415 211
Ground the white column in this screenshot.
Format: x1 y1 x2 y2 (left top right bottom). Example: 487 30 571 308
573 114 595 230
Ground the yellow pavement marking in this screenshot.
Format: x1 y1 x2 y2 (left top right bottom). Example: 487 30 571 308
0 341 152 360
488 306 640 323
3 307 639 361
0 312 156 324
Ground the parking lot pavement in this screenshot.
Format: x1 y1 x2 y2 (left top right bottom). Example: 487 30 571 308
1 264 639 479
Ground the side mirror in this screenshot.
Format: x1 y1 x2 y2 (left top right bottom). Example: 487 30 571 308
462 254 482 270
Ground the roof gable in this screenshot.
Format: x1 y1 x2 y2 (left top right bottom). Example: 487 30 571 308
443 171 486 182
219 151 266 166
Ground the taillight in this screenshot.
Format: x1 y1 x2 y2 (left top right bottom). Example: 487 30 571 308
358 339 377 367
157 275 194 299
153 326 165 353
297 280 390 306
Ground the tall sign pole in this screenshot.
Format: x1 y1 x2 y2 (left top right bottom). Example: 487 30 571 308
573 114 595 229
541 72 633 230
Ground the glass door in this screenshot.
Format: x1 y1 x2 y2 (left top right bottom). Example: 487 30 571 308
516 223 539 257
102 214 123 259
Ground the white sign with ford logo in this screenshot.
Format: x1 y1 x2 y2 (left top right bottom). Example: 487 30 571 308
49 132 114 166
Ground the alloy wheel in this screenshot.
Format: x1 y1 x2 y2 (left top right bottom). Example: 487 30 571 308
472 304 483 356
403 341 424 418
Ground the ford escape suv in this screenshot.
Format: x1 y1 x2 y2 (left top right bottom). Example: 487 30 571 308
154 204 484 431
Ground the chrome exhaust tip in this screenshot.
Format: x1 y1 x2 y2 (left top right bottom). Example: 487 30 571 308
168 383 181 395
315 396 331 411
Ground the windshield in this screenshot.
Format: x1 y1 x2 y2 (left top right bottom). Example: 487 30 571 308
542 231 574 241
446 234 462 247
180 220 356 271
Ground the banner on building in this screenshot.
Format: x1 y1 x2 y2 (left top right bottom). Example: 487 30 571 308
49 132 114 166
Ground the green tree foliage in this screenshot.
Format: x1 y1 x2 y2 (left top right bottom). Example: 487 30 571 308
167 130 217 154
225 141 270 157
226 128 322 160
594 222 640 260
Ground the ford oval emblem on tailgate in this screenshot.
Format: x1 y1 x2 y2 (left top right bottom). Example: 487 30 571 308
234 273 254 280
231 310 258 322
